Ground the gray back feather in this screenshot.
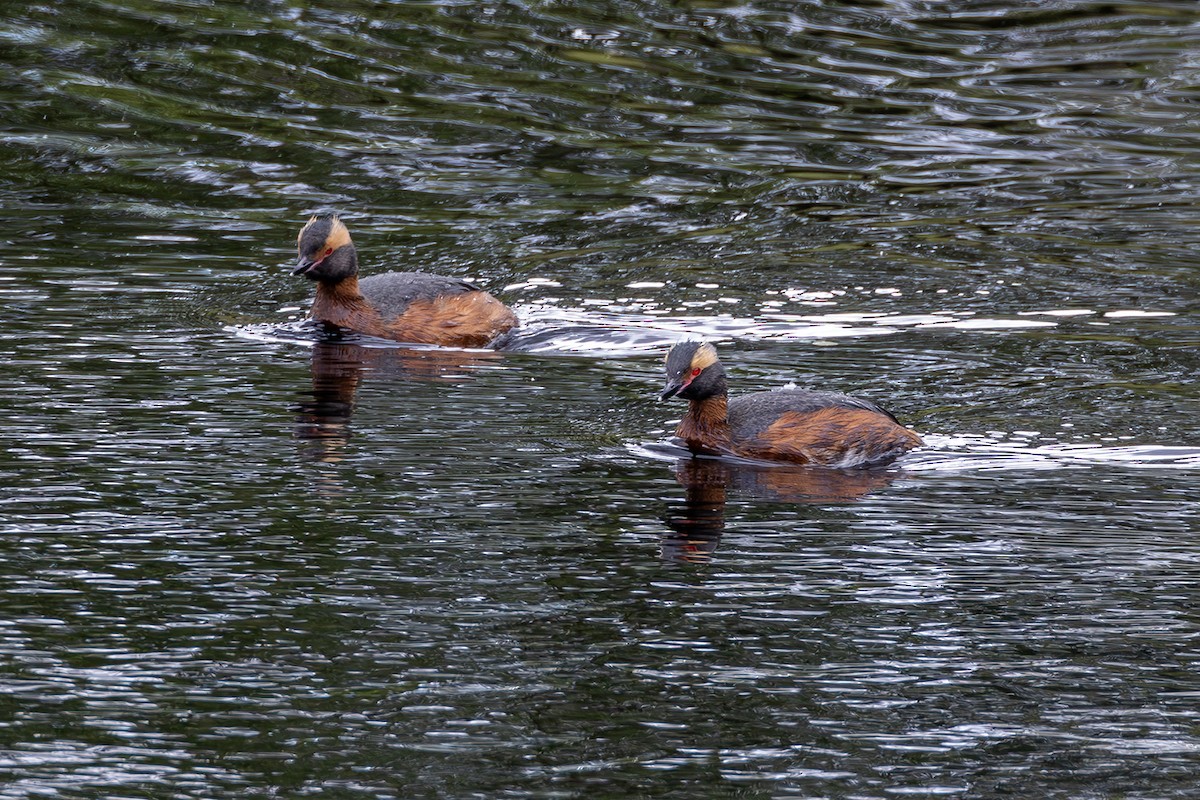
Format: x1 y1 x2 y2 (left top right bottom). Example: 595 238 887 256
358 272 481 319
728 389 900 439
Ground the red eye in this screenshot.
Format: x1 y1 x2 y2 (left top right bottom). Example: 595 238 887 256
324 247 333 256
691 368 702 377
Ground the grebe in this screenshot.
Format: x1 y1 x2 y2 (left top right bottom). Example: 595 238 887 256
293 212 518 347
661 342 921 468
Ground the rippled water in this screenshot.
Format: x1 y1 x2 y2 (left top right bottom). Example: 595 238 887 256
2 1 1199 797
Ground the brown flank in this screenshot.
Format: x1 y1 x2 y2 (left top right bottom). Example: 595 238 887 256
312 277 517 347
742 407 922 465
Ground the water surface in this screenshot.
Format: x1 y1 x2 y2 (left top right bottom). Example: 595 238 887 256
1 1 1199 797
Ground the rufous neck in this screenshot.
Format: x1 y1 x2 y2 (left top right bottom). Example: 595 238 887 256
316 274 364 300
312 275 371 323
677 395 731 452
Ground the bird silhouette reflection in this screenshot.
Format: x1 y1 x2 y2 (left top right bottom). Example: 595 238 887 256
294 338 500 464
661 457 901 563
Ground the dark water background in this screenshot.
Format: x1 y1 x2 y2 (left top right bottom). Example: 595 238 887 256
2 0 1199 797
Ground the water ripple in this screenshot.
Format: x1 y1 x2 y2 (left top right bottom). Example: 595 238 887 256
2 1 1200 797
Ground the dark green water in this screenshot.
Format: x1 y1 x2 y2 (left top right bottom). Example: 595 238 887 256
2 1 1199 797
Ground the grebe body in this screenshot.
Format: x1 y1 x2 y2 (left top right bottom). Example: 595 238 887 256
661 342 921 468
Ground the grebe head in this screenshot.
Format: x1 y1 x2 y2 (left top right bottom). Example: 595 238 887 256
294 212 358 283
661 341 728 401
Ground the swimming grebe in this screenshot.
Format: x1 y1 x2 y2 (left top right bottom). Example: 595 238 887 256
661 342 922 468
293 213 518 347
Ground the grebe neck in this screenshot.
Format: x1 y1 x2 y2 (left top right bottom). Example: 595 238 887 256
676 395 731 454
313 276 372 326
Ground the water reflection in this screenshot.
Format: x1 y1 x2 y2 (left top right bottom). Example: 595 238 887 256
294 338 501 463
4 0 1200 795
661 456 901 563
